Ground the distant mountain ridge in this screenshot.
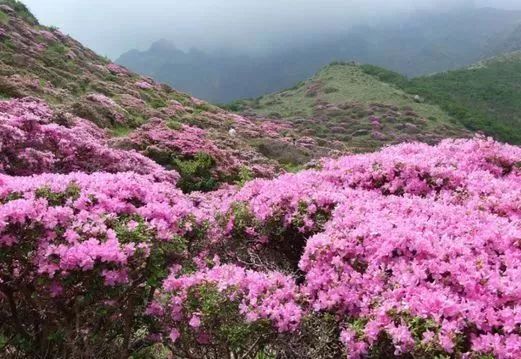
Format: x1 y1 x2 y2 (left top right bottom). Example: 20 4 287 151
117 6 521 102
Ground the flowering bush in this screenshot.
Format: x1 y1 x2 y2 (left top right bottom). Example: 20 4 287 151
106 63 129 76
210 136 521 357
0 98 178 182
300 192 521 358
0 171 198 357
148 264 303 357
85 93 127 124
120 118 243 190
135 80 154 90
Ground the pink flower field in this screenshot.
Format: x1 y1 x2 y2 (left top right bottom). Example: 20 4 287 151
1 97 520 358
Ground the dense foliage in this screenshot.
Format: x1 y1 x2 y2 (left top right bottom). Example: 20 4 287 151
362 59 521 145
1 96 520 358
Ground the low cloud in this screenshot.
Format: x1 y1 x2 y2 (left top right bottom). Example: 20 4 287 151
22 0 521 58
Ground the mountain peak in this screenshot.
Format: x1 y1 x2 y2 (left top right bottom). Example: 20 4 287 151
149 38 178 53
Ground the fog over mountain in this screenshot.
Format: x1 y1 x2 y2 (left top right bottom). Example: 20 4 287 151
21 0 521 102
22 0 521 58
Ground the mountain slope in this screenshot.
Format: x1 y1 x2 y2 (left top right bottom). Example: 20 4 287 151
362 52 521 144
2 3 521 358
0 1 329 188
232 62 468 152
117 7 521 102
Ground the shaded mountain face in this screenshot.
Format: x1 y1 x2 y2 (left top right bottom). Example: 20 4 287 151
117 7 521 103
230 62 469 153
410 52 521 144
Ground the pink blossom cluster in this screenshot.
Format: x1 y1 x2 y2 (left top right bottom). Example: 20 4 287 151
228 137 519 232
1 97 520 359
300 191 521 357
86 92 119 109
150 264 303 342
86 92 127 123
319 137 521 218
38 29 58 42
212 136 520 357
135 80 154 90
125 118 240 173
161 100 186 117
0 98 178 182
370 116 381 128
0 171 197 288
106 63 130 76
125 118 213 156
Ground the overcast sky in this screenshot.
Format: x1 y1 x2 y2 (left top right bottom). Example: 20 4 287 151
23 0 521 59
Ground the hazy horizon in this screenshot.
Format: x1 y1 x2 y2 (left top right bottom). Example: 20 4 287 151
22 0 521 59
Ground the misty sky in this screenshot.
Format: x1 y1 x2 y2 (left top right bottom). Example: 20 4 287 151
23 0 521 59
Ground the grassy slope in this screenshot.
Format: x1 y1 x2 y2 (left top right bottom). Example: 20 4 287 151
234 63 467 152
362 53 521 144
252 64 453 122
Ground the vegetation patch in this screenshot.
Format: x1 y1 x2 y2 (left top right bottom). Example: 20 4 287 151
0 0 38 24
361 62 521 144
0 9 9 24
172 152 218 193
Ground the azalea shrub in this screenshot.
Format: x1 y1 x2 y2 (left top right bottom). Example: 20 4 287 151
0 172 199 357
148 264 302 358
1 96 520 359
117 118 243 191
0 98 178 183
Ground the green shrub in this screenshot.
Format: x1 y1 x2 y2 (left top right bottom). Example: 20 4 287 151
173 152 218 193
218 102 243 112
148 97 167 109
252 138 310 167
0 9 9 24
2 37 16 50
166 119 183 130
0 0 38 25
110 126 133 137
46 42 68 55
324 87 339 94
234 166 254 187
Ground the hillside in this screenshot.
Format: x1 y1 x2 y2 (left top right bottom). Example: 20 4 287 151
362 52 521 144
0 0 333 189
1 2 521 359
232 62 468 152
117 7 521 102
